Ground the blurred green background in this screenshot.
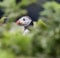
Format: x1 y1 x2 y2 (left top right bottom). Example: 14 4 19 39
0 0 60 58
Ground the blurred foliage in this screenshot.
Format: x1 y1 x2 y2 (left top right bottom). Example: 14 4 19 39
0 0 37 22
0 0 60 58
0 49 15 58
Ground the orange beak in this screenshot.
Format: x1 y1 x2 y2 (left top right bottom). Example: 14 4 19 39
16 20 20 25
16 20 23 25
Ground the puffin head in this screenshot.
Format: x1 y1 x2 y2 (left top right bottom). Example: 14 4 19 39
16 16 33 27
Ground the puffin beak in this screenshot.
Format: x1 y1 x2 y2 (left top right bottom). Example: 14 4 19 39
16 20 23 25
16 20 20 25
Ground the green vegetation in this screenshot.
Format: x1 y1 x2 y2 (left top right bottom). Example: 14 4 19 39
0 0 60 58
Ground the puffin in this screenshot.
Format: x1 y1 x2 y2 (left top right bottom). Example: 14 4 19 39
16 16 33 35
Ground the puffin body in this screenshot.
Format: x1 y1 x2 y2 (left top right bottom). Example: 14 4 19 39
16 16 33 35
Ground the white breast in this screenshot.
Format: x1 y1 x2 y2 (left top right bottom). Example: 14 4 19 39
23 29 30 35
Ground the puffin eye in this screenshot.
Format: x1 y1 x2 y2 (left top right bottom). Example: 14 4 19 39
23 18 25 21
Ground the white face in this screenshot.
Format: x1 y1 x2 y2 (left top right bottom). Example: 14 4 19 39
17 16 32 26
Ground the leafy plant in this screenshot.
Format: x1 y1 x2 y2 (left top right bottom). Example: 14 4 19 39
0 1 60 58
